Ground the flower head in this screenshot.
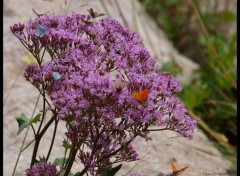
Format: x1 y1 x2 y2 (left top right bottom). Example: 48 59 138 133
11 11 199 175
25 162 58 176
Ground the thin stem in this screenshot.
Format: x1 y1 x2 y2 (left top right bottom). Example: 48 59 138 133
30 138 41 166
124 135 179 175
62 148 68 169
214 86 232 102
30 124 36 137
203 99 236 107
36 84 46 135
64 129 77 175
46 119 59 161
12 94 40 176
21 138 35 152
40 47 46 63
3 64 25 107
78 164 88 176
30 84 48 166
64 146 73 170
36 88 54 111
39 115 56 139
146 128 169 131
64 147 78 176
30 115 56 166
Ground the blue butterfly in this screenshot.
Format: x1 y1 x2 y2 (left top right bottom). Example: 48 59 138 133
51 72 61 81
34 23 47 37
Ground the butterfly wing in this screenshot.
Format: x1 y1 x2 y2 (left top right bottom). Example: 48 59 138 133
170 160 177 173
132 92 141 101
88 8 105 18
82 19 93 25
87 8 94 18
34 23 46 37
55 72 61 80
52 72 61 80
132 89 149 102
94 13 105 18
174 167 188 174
139 89 149 102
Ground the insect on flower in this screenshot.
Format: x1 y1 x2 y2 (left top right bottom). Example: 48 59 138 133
87 8 105 19
34 23 47 37
132 89 149 103
170 159 188 175
51 72 61 81
32 8 50 17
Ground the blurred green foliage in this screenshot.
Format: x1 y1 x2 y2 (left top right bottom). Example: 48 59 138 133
139 0 237 148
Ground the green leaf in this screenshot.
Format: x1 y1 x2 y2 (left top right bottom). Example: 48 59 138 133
73 172 81 176
31 113 41 123
160 60 181 76
16 113 30 135
15 113 41 135
98 164 122 176
62 139 72 149
54 157 69 166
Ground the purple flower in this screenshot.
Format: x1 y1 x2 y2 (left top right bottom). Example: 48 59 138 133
11 11 199 175
25 162 59 176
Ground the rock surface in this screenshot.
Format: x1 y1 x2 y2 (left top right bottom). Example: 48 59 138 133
3 0 232 176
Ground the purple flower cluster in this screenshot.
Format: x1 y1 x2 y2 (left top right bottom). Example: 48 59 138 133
25 161 58 176
11 12 198 175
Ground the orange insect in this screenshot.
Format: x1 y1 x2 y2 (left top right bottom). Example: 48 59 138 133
132 89 149 103
170 160 188 175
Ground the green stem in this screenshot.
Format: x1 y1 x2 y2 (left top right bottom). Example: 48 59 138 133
62 148 68 169
30 116 55 165
46 119 59 161
30 137 41 165
37 86 46 136
64 129 77 176
21 139 35 152
64 147 78 176
12 94 40 176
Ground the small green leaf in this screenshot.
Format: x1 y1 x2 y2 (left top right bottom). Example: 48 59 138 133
15 113 41 135
54 157 69 166
62 139 72 149
31 113 41 123
108 164 122 176
98 164 122 176
16 113 30 135
73 172 81 176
